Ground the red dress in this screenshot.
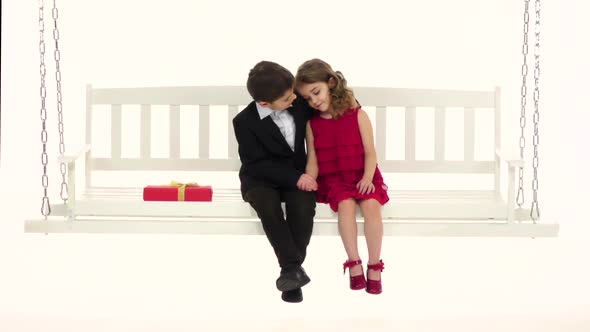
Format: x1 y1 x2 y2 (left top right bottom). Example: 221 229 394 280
309 107 389 212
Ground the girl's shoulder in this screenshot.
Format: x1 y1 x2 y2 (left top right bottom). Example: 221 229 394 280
343 106 361 118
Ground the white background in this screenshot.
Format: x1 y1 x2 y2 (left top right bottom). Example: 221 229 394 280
1 0 589 331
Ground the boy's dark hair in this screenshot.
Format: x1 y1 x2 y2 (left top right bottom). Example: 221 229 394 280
246 61 294 103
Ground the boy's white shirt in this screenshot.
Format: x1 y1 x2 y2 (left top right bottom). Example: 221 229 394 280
256 102 295 151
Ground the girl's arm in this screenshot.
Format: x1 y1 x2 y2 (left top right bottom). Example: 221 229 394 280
358 109 377 180
305 122 319 179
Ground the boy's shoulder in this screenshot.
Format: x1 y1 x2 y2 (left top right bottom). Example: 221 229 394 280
234 101 258 124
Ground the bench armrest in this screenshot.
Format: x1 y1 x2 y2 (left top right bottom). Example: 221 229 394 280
55 144 91 218
57 144 91 163
495 149 524 168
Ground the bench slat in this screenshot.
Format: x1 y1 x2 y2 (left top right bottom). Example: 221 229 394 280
198 105 210 158
81 187 498 200
25 217 559 237
91 86 496 108
140 105 151 158
111 105 122 159
405 107 416 161
464 107 475 161
375 106 387 164
48 192 506 220
169 105 181 158
435 107 445 161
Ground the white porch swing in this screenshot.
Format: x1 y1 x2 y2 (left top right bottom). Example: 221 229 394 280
24 0 559 237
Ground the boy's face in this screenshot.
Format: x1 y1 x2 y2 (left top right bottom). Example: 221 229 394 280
260 88 297 111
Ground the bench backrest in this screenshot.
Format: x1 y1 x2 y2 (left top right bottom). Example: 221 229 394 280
85 85 501 188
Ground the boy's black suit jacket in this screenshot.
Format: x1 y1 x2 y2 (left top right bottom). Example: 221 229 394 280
232 97 316 199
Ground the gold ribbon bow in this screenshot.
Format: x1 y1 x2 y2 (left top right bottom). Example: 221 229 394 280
170 181 199 201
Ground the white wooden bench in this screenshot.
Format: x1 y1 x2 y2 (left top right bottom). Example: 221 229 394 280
24 85 559 237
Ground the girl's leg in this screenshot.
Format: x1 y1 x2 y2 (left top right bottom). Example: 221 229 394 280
359 198 384 280
338 198 362 276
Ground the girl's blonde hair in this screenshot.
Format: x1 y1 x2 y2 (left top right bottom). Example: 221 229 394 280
295 59 355 119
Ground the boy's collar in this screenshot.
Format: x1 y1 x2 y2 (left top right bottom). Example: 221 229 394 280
256 102 291 119
255 102 274 119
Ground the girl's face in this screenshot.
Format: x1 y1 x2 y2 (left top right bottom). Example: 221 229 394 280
297 81 331 113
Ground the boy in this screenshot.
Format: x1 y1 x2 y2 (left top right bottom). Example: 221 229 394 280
232 61 317 303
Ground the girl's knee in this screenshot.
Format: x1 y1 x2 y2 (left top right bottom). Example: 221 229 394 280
337 199 357 221
338 198 356 211
363 215 383 225
360 200 382 219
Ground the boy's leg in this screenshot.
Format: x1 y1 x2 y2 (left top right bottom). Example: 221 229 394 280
245 187 303 268
246 187 311 292
282 190 316 263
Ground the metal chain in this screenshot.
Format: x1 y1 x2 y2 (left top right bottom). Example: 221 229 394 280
52 0 69 203
530 0 541 220
516 0 530 208
38 0 51 217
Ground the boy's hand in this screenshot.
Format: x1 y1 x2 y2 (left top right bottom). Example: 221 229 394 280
356 177 375 195
297 174 318 191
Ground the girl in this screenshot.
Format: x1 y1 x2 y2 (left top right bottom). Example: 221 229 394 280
295 59 389 294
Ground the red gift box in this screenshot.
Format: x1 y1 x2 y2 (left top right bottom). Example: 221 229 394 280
143 182 212 202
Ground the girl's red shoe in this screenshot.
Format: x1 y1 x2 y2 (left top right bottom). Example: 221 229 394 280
343 259 366 290
366 260 385 294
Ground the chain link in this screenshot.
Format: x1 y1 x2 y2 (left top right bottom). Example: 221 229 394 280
516 0 530 208
530 0 541 220
38 0 51 217
52 0 69 203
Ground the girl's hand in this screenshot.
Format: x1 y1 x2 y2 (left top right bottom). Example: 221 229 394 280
297 174 318 191
356 177 375 195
